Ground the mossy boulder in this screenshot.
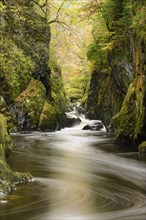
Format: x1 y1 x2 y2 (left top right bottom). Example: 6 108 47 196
16 79 46 130
39 101 59 131
0 114 32 195
138 141 146 154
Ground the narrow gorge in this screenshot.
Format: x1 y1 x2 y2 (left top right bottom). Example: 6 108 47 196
0 1 146 220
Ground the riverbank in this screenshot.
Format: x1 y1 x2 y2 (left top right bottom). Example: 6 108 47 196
0 114 32 198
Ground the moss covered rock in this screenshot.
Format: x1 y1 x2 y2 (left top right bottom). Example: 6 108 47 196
112 82 143 145
16 79 46 130
86 69 129 127
138 141 146 153
0 1 66 133
0 114 13 159
39 101 59 131
49 66 66 129
0 96 19 132
112 36 146 148
0 37 34 101
0 114 32 195
38 69 66 132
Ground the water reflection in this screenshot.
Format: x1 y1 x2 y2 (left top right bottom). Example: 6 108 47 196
0 128 145 220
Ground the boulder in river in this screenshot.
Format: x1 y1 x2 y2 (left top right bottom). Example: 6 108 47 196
138 141 146 154
82 125 92 130
82 121 104 131
91 122 104 131
66 114 81 127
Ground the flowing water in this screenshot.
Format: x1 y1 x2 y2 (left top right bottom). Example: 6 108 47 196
0 121 146 220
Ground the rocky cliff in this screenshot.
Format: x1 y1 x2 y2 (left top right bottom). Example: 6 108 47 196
86 0 146 150
0 0 66 195
0 1 66 132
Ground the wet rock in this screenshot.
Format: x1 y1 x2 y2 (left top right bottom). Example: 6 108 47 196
82 125 92 130
0 114 33 195
138 141 146 154
0 190 5 199
66 106 75 113
82 121 104 131
66 114 81 127
91 122 104 131
39 101 59 131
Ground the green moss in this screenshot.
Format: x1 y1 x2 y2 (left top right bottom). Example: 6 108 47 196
0 158 32 195
13 172 32 184
0 159 13 181
0 96 19 132
138 141 146 153
80 93 88 109
0 37 34 100
0 114 13 159
86 70 124 126
50 70 66 108
113 80 145 144
66 87 83 100
97 75 109 106
0 114 32 195
16 79 46 129
49 70 66 128
65 73 90 104
39 101 58 131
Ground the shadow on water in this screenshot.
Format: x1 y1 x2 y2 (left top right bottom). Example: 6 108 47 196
0 128 146 220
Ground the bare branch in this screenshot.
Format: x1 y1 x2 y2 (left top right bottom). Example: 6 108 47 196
54 0 66 21
48 0 66 24
31 0 46 14
49 19 70 33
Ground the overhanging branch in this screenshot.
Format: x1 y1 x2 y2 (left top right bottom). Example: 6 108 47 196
31 0 47 14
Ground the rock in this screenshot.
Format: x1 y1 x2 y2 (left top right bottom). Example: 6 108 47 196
138 141 146 154
66 114 81 127
82 121 104 131
0 114 33 195
39 101 59 131
15 79 46 130
66 106 75 112
91 122 104 130
82 125 92 130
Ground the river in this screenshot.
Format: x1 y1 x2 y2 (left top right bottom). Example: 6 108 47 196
0 122 146 220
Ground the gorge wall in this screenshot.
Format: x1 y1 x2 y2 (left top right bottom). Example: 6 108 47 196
86 0 146 149
0 0 66 132
0 0 66 194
